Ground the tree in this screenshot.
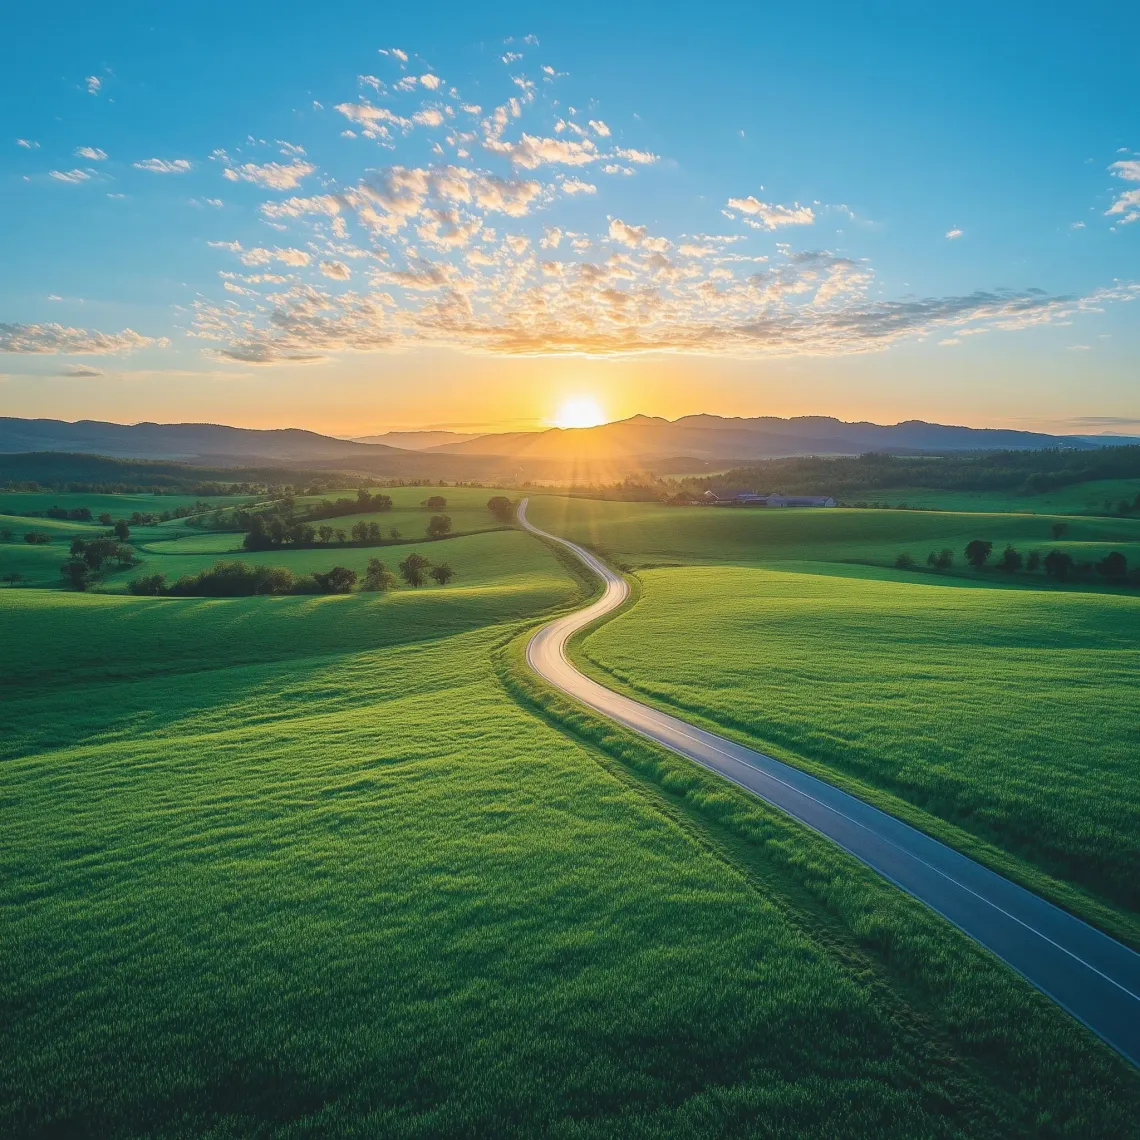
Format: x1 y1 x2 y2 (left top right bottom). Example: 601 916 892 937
894 552 916 570
426 514 452 538
361 557 396 591
388 527 401 540
964 539 993 569
2 572 24 586
60 559 90 590
334 528 347 543
998 545 1023 573
1026 551 1041 573
1051 522 1068 540
372 494 393 512
129 573 167 596
318 525 334 544
312 565 358 593
422 495 447 510
113 543 136 567
97 512 113 526
935 548 953 571
1096 551 1127 580
399 552 432 587
487 495 514 523
113 519 131 542
1043 550 1074 581
24 531 51 544
366 521 382 541
429 563 454 585
350 520 369 543
0 528 11 542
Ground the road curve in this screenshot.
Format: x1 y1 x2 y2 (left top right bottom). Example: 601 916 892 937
518 498 1140 1065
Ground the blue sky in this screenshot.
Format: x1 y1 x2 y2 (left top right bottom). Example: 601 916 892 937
2 1 1137 435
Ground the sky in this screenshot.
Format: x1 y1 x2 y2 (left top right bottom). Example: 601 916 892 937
2 1 1138 437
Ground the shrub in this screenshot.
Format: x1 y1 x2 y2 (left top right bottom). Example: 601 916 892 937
487 496 514 522
129 573 168 596
926 549 953 571
1026 551 1041 573
311 566 358 593
998 545 1023 573
429 563 454 585
59 559 90 590
894 553 916 570
422 495 447 510
24 531 51 544
1043 550 1074 581
1095 551 1127 580
964 539 993 569
361 558 396 591
1051 522 1069 540
426 514 452 538
399 552 432 587
169 561 296 596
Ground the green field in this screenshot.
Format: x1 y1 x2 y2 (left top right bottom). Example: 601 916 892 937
4 493 1140 1134
522 496 1140 937
859 479 1140 515
0 490 255 517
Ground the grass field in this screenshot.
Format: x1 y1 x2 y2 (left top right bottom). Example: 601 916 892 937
858 479 1140 515
0 490 255 517
4 518 1139 1136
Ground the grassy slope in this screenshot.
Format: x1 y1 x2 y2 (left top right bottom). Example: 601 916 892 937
531 495 1140 573
875 479 1140 515
525 496 1140 938
4 539 1138 1136
0 491 254 516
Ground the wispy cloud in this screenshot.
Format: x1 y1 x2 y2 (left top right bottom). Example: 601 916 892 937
0 322 165 354
725 197 815 229
1106 158 1140 224
85 76 102 95
16 138 39 149
134 158 192 173
75 146 108 161
946 227 963 239
221 159 316 189
50 169 92 184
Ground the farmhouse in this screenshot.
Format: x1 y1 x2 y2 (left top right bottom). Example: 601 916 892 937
701 490 836 508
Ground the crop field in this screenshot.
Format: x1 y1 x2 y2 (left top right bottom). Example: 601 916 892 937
4 516 1138 1136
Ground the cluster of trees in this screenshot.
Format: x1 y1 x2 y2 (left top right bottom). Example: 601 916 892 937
487 496 515 523
16 531 52 544
60 535 137 590
895 537 1135 585
422 495 447 510
43 506 92 521
242 515 418 550
308 489 393 521
128 554 454 597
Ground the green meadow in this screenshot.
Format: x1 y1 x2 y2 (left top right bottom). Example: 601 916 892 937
862 478 1140 515
523 496 1140 939
3 491 1140 1134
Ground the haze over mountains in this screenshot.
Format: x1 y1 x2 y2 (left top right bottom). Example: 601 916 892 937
1 414 1131 482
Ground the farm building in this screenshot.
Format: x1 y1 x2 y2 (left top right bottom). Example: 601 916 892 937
701 490 836 508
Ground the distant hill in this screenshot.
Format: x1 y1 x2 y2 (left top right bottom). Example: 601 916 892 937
352 430 483 449
425 414 1104 462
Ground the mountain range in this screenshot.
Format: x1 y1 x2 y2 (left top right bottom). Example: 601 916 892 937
1 414 1132 481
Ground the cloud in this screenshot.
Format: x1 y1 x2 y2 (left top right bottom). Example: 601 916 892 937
17 138 39 149
1105 159 1140 224
726 197 815 229
134 158 192 174
209 241 311 267
484 132 599 168
541 226 563 249
59 366 103 377
222 159 315 189
50 169 92 183
561 178 596 194
945 228 963 239
75 146 108 160
0 322 164 354
588 119 610 137
420 74 442 89
86 76 101 95
320 260 351 279
613 147 657 164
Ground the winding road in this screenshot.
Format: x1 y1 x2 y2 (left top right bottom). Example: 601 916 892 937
518 498 1140 1066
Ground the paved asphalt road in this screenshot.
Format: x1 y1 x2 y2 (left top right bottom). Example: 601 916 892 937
518 498 1140 1065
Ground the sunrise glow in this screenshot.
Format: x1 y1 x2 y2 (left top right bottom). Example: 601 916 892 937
553 396 608 430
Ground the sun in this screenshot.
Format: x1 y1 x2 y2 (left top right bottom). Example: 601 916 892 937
553 395 607 430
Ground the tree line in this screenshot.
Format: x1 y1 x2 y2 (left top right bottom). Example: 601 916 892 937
128 554 454 597
894 534 1137 586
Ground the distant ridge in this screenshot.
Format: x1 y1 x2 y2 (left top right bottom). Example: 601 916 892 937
351 430 483 449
